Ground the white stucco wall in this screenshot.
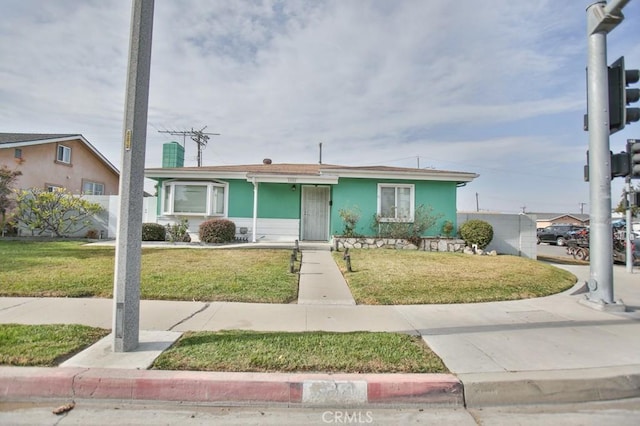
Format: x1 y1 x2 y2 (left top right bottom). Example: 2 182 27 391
457 212 537 259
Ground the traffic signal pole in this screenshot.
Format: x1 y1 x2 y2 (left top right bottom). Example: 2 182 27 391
584 1 626 309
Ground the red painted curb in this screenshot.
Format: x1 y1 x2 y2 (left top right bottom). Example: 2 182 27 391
0 367 463 406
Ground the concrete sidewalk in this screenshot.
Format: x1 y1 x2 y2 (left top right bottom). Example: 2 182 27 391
1 248 639 407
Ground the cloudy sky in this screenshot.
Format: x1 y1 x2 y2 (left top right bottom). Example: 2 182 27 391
1 0 639 213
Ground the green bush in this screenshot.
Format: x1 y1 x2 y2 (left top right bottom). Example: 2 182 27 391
199 219 236 243
142 223 166 241
372 205 442 246
166 218 191 242
459 220 493 250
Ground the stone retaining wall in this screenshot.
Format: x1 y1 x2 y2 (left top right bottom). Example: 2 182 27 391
333 237 466 253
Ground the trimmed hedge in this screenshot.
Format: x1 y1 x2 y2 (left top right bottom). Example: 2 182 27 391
199 219 235 243
459 220 493 250
142 223 166 241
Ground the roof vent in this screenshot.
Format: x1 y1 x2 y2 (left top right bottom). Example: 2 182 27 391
263 158 272 165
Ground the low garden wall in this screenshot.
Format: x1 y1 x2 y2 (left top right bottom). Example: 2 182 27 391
332 237 466 253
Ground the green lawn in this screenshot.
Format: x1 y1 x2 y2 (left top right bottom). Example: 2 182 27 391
0 241 298 303
0 241 577 372
0 324 109 366
152 330 447 374
0 240 576 305
333 250 577 304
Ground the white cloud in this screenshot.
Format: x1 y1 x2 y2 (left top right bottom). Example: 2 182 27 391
1 0 638 213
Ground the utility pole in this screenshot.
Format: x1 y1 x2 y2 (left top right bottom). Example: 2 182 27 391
584 0 630 310
579 202 587 214
113 0 154 352
158 127 220 167
475 192 479 212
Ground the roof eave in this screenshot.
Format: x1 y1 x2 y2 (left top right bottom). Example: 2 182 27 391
326 168 479 182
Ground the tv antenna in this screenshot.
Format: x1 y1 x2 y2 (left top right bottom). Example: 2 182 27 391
158 126 220 167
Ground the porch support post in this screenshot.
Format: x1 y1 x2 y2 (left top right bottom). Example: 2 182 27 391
252 178 258 243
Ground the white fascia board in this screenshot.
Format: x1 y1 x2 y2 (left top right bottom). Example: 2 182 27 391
144 169 247 180
327 169 479 182
246 174 339 184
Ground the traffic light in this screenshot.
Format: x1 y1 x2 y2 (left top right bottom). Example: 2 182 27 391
609 56 640 134
583 149 631 181
630 139 640 178
611 150 630 177
584 57 640 133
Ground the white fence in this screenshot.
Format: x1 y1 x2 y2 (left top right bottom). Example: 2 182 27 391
72 195 157 239
457 212 537 259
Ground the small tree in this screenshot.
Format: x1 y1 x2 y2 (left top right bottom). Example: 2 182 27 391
338 206 361 237
0 166 22 236
615 185 640 217
13 188 103 237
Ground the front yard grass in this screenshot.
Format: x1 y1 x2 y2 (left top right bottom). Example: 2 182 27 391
1 241 576 305
152 330 447 374
0 324 109 366
333 250 576 304
0 241 298 303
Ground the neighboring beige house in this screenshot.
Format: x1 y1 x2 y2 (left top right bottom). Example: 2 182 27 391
533 213 590 229
0 133 119 195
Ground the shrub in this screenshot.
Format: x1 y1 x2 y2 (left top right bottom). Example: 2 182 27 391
142 223 166 241
199 219 236 243
459 220 494 250
338 206 361 237
441 220 454 237
85 229 99 239
166 218 191 242
372 205 442 246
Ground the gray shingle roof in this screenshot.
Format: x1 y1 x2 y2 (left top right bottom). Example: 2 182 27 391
0 133 79 144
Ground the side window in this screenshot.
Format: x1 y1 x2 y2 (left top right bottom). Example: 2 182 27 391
56 145 71 164
377 184 415 221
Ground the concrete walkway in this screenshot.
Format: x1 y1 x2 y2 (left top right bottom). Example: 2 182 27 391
1 245 640 407
297 249 356 305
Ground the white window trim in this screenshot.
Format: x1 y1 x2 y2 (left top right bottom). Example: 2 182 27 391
162 180 228 217
57 145 71 164
377 183 415 222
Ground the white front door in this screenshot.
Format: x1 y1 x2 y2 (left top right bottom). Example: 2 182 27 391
301 186 330 241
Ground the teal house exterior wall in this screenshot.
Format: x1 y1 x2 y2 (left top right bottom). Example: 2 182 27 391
330 178 457 237
156 179 301 219
225 181 301 219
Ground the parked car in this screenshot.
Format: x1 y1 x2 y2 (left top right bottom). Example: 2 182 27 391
537 224 586 246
